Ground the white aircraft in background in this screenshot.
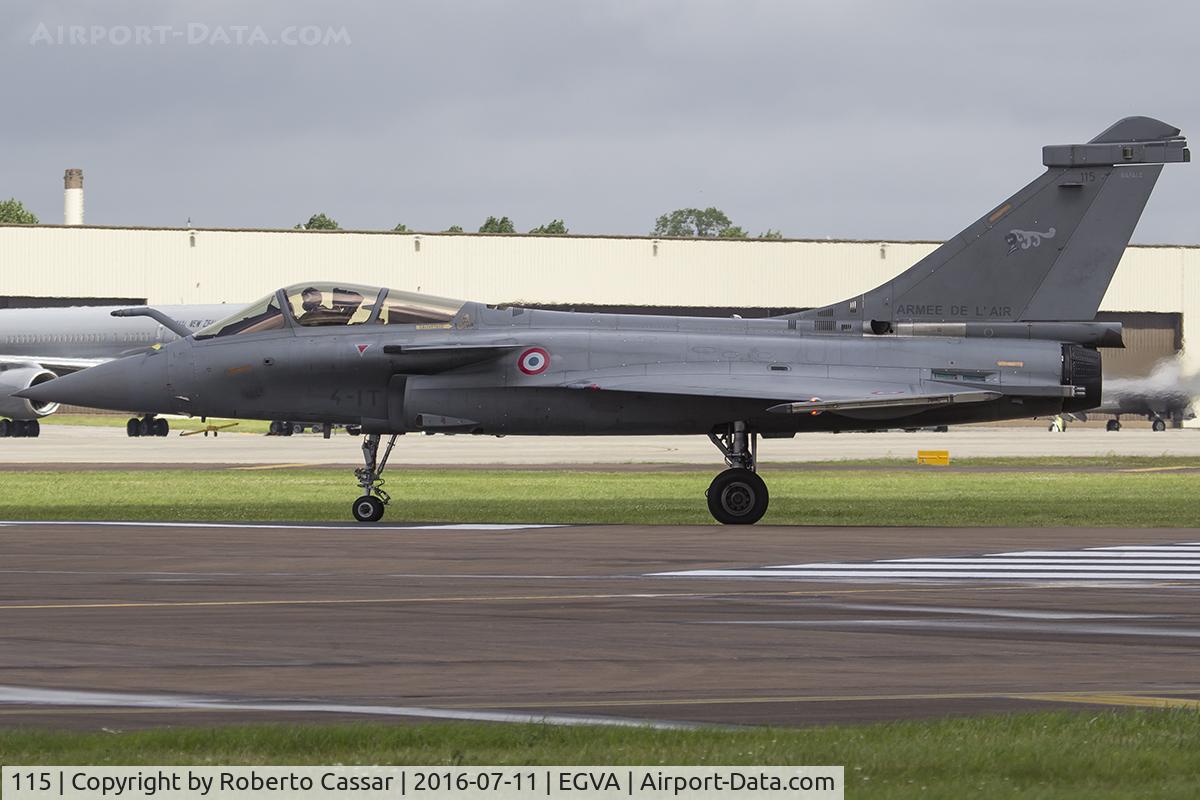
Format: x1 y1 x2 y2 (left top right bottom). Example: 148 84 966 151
0 303 230 437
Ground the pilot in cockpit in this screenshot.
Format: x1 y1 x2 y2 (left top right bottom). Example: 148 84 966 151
331 288 365 316
300 286 324 314
297 286 368 326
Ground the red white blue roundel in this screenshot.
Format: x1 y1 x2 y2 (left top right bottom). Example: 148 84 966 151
518 347 550 375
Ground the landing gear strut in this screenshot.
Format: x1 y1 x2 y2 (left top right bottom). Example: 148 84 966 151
706 421 769 525
127 415 168 437
352 433 398 522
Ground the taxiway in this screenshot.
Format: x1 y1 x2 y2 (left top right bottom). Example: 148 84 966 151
3 522 1200 728
2 422 1199 467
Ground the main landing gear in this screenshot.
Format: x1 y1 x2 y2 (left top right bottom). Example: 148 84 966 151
351 433 398 522
0 419 40 438
126 415 168 437
706 421 769 525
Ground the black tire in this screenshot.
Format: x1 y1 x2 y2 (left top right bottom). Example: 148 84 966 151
706 468 769 525
283 422 295 437
127 418 140 437
1152 419 1167 432
138 418 152 437
0 419 10 438
1106 419 1121 432
154 418 169 437
269 421 281 436
26 419 40 438
11 420 26 438
352 495 386 523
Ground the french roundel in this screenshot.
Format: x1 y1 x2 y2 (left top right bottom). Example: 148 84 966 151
518 347 550 375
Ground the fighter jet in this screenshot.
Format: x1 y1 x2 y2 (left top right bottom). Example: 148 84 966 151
0 303 229 437
21 117 1189 523
1100 370 1194 430
1051 361 1197 431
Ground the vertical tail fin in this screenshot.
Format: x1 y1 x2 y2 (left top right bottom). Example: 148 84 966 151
795 117 1188 325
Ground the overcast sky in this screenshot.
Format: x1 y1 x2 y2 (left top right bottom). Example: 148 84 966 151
1 0 1196 243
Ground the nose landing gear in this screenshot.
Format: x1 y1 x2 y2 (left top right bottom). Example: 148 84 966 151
352 433 398 522
706 422 769 525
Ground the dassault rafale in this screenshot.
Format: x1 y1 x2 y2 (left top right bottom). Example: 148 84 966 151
20 117 1189 523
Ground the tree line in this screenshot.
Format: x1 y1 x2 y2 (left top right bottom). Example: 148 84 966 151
295 207 782 238
0 197 784 238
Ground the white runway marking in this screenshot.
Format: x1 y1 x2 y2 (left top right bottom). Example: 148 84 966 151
706 619 1200 639
0 686 689 730
0 521 561 532
655 541 1200 583
818 604 1160 621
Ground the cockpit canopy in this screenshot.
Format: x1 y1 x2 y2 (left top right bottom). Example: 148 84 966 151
194 283 465 339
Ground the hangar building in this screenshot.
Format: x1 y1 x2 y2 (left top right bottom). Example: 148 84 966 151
0 223 1194 380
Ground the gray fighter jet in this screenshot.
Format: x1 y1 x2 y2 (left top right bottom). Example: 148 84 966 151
0 303 228 437
1100 373 1194 431
1057 361 1197 431
21 117 1189 523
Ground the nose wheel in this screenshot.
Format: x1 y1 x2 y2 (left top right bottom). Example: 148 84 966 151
352 495 386 522
351 433 398 522
706 421 769 525
707 468 769 525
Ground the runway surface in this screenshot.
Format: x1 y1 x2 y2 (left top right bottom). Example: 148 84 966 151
4 521 1200 729
3 422 1199 468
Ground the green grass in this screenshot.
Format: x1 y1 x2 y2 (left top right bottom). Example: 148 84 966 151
793 454 1200 468
3 712 1200 799
41 414 271 434
1 468 1198 526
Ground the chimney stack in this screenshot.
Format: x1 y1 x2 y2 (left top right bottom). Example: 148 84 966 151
64 168 83 225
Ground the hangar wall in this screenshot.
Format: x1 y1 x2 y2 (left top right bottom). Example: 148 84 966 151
0 224 1196 373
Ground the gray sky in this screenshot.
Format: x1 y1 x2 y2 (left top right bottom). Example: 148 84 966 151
2 0 1197 243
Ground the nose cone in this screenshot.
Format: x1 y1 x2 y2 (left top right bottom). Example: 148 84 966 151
17 352 171 414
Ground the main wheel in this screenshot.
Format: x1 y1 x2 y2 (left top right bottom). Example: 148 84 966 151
26 419 39 438
1106 419 1121 432
11 420 26 438
127 418 140 437
154 418 169 437
352 495 386 523
0 420 10 438
706 468 769 525
1152 418 1167 432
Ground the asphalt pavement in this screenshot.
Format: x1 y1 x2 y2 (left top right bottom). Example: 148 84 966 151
3 521 1200 729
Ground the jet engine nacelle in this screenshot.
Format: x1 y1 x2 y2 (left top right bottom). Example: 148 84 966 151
0 366 61 419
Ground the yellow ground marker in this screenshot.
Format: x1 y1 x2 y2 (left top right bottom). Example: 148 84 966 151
917 449 950 466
